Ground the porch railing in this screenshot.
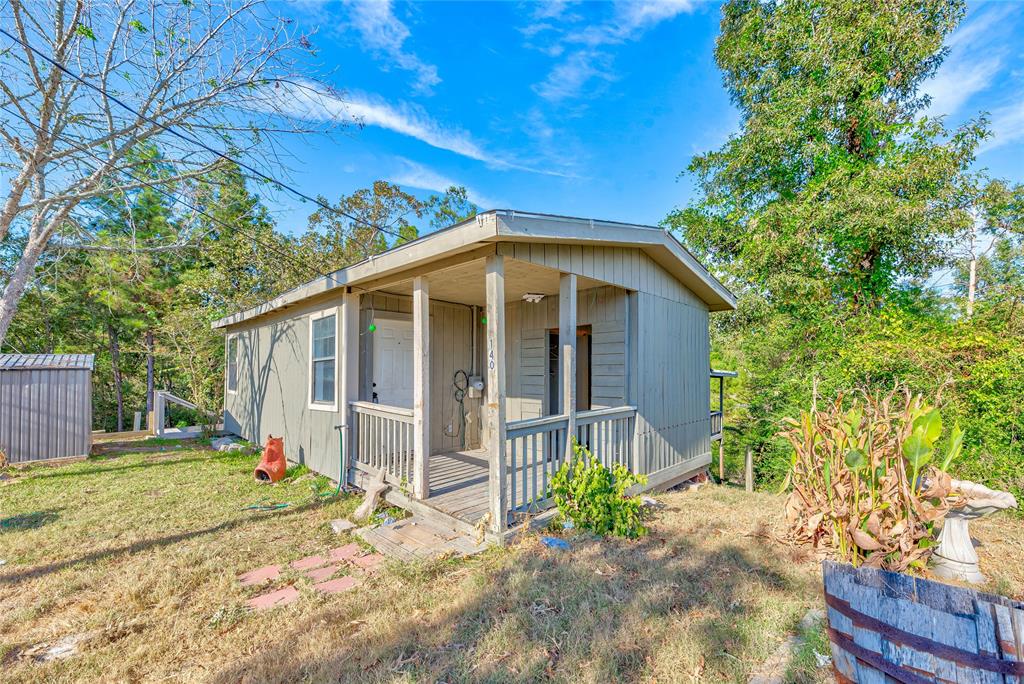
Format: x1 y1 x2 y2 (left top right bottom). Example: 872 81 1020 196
574 406 637 469
350 401 414 487
505 405 637 513
710 410 723 440
506 414 569 513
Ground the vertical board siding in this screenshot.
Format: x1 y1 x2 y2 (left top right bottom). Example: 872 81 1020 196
223 296 346 482
504 284 627 423
225 241 714 485
498 241 712 478
497 243 704 309
0 368 92 462
634 288 711 476
361 294 480 453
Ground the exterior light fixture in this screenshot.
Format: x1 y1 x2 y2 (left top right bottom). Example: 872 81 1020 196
522 293 545 304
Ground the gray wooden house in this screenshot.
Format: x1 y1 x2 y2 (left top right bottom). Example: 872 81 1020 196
213 211 735 540
0 354 94 463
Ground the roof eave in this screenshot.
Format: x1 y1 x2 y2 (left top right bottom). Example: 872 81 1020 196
213 209 737 329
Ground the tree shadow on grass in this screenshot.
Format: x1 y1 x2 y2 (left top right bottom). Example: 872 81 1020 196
209 527 814 683
0 499 323 586
0 509 62 533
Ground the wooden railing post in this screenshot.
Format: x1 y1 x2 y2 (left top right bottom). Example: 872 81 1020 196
718 434 725 482
485 254 507 536
559 273 577 460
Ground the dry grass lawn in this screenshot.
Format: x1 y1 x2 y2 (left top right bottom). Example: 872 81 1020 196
1 445 1021 683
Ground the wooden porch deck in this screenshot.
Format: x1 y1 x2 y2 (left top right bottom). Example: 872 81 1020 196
424 450 493 526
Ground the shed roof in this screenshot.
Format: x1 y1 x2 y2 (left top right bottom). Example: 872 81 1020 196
0 354 95 371
213 209 737 329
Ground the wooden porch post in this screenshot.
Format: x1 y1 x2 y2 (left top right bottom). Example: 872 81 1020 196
485 254 507 536
339 290 360 484
413 276 430 500
559 273 577 459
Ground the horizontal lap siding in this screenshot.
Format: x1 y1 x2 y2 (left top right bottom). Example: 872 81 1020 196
0 368 91 462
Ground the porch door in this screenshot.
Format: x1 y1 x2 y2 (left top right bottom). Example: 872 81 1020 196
546 326 591 415
372 319 414 409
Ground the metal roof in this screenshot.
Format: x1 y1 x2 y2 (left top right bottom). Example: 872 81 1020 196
0 353 95 371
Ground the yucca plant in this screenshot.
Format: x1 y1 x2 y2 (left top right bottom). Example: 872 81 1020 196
780 388 964 571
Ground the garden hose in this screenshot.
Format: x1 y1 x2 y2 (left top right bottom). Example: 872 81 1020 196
445 369 469 449
309 426 347 501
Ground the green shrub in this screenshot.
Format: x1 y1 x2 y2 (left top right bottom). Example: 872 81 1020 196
550 441 650 538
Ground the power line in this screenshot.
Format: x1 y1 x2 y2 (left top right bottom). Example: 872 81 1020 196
0 25 405 243
0 102 322 280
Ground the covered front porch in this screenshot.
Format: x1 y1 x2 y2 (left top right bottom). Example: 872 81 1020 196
329 242 718 542
333 248 643 539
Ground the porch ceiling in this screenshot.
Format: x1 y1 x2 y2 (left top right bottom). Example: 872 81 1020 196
370 257 608 306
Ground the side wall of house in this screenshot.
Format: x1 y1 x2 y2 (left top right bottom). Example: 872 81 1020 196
635 289 710 478
223 295 347 482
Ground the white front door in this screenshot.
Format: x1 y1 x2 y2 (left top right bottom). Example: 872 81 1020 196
372 318 414 409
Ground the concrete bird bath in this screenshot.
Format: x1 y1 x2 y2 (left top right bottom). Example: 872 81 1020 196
932 479 1018 584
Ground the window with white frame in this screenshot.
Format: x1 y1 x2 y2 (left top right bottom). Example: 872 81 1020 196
310 312 336 407
226 336 238 393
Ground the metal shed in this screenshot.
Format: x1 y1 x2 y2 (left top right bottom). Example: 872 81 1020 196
0 354 94 464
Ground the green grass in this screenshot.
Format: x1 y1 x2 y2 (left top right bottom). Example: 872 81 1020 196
7 449 1017 682
786 615 831 684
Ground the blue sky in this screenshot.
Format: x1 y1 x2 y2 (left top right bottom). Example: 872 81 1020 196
262 0 1024 237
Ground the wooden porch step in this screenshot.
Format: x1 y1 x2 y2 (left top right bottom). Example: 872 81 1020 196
355 514 489 562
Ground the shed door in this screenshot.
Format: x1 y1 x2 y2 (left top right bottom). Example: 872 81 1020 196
372 319 414 409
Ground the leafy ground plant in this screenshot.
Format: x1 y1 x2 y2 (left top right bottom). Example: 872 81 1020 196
550 440 650 538
780 388 964 571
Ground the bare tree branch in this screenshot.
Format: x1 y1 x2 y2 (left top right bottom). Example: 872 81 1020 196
0 0 337 345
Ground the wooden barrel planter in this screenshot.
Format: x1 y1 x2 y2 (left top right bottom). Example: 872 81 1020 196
823 560 1024 683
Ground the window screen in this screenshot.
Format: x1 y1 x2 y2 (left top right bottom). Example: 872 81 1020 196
311 315 336 404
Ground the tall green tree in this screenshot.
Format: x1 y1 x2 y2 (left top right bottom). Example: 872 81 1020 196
669 0 1024 499
668 0 984 306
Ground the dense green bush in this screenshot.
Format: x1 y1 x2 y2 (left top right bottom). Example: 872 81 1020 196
712 296 1024 510
550 441 650 538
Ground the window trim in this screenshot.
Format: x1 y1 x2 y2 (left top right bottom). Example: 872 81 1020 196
226 334 239 395
308 308 339 412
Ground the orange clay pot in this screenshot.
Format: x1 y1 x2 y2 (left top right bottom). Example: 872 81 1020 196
254 435 286 483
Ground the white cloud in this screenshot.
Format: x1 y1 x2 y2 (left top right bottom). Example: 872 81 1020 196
926 56 1003 118
924 4 1019 117
979 99 1024 154
527 0 696 102
533 50 615 102
566 0 696 47
344 0 440 95
389 158 502 208
271 81 571 176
